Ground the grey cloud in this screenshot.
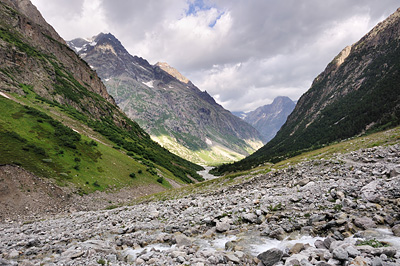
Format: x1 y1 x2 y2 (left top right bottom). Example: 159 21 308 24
32 0 400 112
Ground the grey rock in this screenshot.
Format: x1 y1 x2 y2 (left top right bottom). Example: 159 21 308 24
354 217 377 229
257 248 283 266
392 224 400 237
346 245 360 258
372 257 383 266
361 180 381 203
332 247 349 261
242 213 259 224
216 221 230 232
174 233 192 247
289 243 305 254
224 253 240 264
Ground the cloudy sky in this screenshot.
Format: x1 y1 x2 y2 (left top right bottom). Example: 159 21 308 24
31 0 399 112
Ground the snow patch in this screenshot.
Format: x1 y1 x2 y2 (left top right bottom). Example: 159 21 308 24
89 41 97 46
0 92 10 99
105 78 110 82
168 85 174 89
142 80 154 88
205 138 213 146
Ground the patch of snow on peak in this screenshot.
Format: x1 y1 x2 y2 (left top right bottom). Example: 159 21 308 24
89 41 97 46
205 138 213 146
142 80 154 88
168 85 174 89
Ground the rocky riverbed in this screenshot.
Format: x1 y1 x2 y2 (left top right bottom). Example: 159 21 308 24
1 144 400 265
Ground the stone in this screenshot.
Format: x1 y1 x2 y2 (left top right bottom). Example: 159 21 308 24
314 240 326 249
257 248 283 266
8 250 19 259
346 245 361 258
242 213 259 224
332 247 349 261
174 233 192 247
224 253 240 264
216 221 230 232
350 256 368 266
361 181 381 203
353 217 377 229
323 237 335 250
289 243 305 254
269 227 286 241
389 166 400 177
371 257 383 266
298 177 310 186
392 224 400 237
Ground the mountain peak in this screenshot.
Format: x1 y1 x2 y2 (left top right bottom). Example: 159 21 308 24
155 62 189 84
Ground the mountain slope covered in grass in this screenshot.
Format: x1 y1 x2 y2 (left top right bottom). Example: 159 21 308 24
0 0 203 194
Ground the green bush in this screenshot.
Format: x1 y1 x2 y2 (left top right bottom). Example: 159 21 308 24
129 172 136 178
156 177 164 184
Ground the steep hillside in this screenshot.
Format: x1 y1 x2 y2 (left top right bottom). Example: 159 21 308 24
0 0 203 195
213 7 400 174
242 96 295 142
68 33 263 165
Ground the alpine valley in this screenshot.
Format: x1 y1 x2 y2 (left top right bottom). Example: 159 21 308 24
67 33 263 165
1 1 400 266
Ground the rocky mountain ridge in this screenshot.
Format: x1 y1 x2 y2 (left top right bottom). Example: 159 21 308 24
241 96 296 142
215 7 400 174
68 33 263 165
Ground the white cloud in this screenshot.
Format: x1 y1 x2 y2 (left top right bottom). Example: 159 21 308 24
31 0 400 112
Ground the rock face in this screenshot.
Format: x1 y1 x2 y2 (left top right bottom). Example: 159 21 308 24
1 135 400 265
242 96 296 142
0 0 115 119
68 33 263 164
219 7 400 173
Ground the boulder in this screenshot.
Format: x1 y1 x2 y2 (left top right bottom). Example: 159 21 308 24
361 180 381 203
392 224 400 237
332 247 349 261
257 248 283 266
174 233 192 247
353 217 377 230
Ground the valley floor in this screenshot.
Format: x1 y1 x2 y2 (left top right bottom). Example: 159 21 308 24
1 143 400 265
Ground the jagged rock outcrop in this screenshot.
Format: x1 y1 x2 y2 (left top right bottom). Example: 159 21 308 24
241 96 296 142
68 33 263 164
0 0 115 119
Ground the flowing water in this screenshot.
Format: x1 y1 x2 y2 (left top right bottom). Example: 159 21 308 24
198 166 218 180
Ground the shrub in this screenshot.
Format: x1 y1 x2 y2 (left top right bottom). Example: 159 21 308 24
74 157 81 162
138 169 142 174
129 172 136 178
157 177 164 184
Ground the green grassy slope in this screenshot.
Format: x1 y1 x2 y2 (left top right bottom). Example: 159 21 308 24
0 1 203 192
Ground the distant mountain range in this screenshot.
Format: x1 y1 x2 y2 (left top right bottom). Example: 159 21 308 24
68 33 263 165
234 96 296 142
213 7 400 174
